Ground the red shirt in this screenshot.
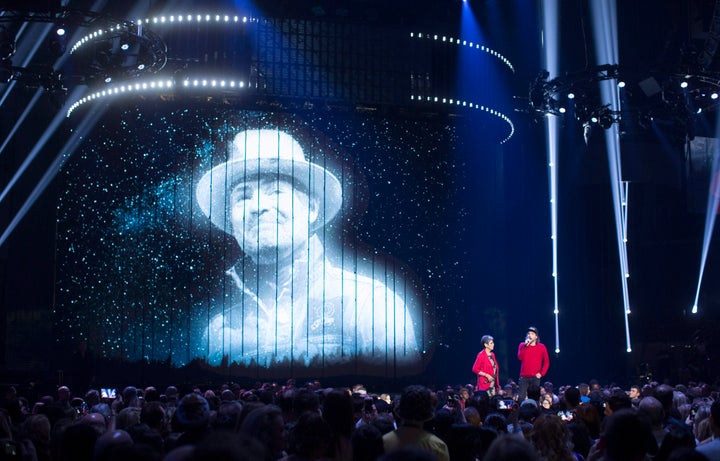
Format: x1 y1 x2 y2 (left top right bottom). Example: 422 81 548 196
517 342 549 378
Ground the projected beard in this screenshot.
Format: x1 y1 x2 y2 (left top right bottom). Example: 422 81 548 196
198 129 420 368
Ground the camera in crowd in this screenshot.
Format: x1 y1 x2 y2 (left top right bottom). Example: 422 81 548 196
497 399 515 410
447 394 461 406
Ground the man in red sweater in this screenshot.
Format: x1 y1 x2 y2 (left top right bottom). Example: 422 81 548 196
517 326 550 401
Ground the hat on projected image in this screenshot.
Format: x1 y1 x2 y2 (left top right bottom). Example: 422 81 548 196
196 128 342 234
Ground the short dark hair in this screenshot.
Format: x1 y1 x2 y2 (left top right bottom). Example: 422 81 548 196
564 387 581 407
603 409 657 460
481 335 494 346
527 383 542 401
606 391 633 413
711 400 720 428
396 386 434 422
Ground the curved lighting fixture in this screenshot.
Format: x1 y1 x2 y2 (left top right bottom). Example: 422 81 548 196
136 14 258 26
410 94 515 144
66 76 249 117
410 32 515 73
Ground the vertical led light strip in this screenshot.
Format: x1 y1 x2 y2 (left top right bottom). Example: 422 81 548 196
541 0 561 353
591 0 632 352
547 117 560 353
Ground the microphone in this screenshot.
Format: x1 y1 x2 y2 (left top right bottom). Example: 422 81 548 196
525 337 531 346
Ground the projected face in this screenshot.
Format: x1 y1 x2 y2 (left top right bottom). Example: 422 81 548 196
229 176 318 265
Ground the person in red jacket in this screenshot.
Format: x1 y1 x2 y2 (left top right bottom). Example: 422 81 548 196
472 335 501 396
517 326 549 401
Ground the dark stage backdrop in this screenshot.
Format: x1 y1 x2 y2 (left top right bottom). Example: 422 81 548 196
54 105 479 379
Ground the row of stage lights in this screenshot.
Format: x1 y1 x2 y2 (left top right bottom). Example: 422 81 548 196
66 84 515 145
59 14 517 144
66 78 249 117
70 14 258 56
410 94 515 143
136 15 256 25
547 78 720 120
410 32 514 73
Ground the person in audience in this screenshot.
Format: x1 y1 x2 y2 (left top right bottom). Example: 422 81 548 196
655 384 688 430
559 386 581 421
5 375 720 461
321 388 355 461
383 385 449 461
696 400 720 460
692 403 713 444
352 422 385 461
629 385 642 406
56 422 99 461
638 396 666 450
539 393 555 415
240 404 288 461
484 434 540 461
588 408 657 461
656 424 697 461
578 383 591 403
604 389 633 417
283 411 332 461
530 413 577 461
190 429 266 461
574 402 601 440
172 393 212 448
19 413 51 461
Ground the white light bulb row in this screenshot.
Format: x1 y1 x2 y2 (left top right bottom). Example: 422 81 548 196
70 23 131 54
410 32 514 73
410 94 515 143
136 14 255 26
66 77 248 117
70 14 256 55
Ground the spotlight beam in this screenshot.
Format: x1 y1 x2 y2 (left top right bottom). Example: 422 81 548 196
541 0 561 353
0 86 82 207
0 91 106 248
592 0 632 352
691 123 720 314
0 87 44 159
0 22 51 109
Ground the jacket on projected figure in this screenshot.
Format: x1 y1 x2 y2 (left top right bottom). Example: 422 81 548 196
202 234 419 368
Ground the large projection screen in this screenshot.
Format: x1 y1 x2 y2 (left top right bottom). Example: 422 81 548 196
55 105 467 378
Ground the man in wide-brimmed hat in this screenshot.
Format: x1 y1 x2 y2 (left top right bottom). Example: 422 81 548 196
195 128 419 369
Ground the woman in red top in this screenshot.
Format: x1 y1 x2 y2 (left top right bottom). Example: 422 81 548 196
472 335 501 396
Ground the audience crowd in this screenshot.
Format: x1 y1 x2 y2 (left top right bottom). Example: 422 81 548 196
0 376 719 461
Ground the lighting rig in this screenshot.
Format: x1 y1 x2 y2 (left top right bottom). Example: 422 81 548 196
0 8 166 92
524 63 720 141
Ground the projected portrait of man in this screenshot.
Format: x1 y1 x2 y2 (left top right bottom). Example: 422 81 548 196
196 128 420 368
